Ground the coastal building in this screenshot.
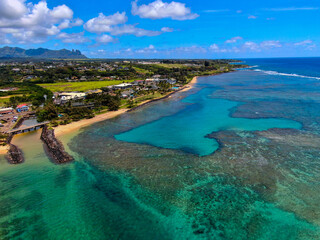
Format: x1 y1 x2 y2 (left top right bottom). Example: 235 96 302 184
0 107 14 114
133 80 144 85
121 91 132 98
166 79 177 85
71 102 95 109
54 92 86 104
0 87 19 92
16 104 29 112
112 83 133 89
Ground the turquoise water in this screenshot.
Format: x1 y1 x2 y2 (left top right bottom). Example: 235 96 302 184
116 88 301 156
1 59 320 239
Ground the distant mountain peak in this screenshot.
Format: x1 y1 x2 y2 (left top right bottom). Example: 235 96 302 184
0 47 87 59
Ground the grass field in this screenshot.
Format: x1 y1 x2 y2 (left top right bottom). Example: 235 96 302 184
132 67 151 74
38 80 135 92
0 95 26 107
155 63 189 68
0 98 9 107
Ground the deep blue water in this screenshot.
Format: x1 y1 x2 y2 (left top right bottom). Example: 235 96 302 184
242 57 320 79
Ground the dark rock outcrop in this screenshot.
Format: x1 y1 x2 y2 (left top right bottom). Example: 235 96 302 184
6 144 24 164
40 126 73 164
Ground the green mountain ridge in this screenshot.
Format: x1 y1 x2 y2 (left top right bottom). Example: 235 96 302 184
0 46 87 59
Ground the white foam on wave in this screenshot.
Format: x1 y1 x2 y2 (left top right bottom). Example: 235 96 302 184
253 69 320 80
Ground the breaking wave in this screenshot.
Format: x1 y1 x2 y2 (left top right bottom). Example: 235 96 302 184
253 69 320 80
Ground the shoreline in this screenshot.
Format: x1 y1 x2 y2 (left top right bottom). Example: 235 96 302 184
0 75 200 154
54 109 128 137
54 76 200 137
0 145 9 155
180 76 199 92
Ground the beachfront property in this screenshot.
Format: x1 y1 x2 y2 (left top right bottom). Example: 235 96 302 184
133 80 145 85
121 90 134 98
16 104 29 112
145 76 177 85
54 92 86 104
112 83 133 90
0 107 14 115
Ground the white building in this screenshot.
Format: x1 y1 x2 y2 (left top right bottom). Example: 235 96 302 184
113 83 133 89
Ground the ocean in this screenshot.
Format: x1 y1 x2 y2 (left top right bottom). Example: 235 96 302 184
1 58 320 239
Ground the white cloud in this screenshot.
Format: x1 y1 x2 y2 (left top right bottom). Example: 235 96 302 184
209 44 219 51
51 4 73 19
161 27 174 32
0 0 27 19
248 15 257 19
58 18 83 29
57 32 90 44
110 24 162 37
131 0 199 20
242 40 281 52
225 36 243 43
96 34 114 43
0 1 80 43
135 45 157 54
294 40 313 46
175 46 207 53
294 40 316 50
84 12 127 33
209 44 240 53
210 40 285 54
84 12 164 37
260 40 281 48
243 41 260 51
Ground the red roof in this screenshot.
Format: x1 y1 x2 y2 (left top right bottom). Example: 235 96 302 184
16 104 28 108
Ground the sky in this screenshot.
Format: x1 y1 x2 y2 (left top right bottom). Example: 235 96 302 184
0 0 319 58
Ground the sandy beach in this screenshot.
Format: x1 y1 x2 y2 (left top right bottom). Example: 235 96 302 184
0 145 8 155
180 76 199 92
54 108 128 137
54 77 200 137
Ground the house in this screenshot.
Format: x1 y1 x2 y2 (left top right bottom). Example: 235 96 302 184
166 79 177 85
71 102 95 109
0 87 19 92
133 80 144 85
0 107 14 114
55 92 86 104
16 104 29 112
121 91 132 98
113 83 133 89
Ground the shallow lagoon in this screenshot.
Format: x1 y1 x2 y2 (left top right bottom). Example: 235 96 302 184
116 88 301 156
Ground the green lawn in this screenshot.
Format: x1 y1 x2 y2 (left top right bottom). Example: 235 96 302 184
155 63 188 69
0 98 9 107
132 67 151 74
38 80 135 92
